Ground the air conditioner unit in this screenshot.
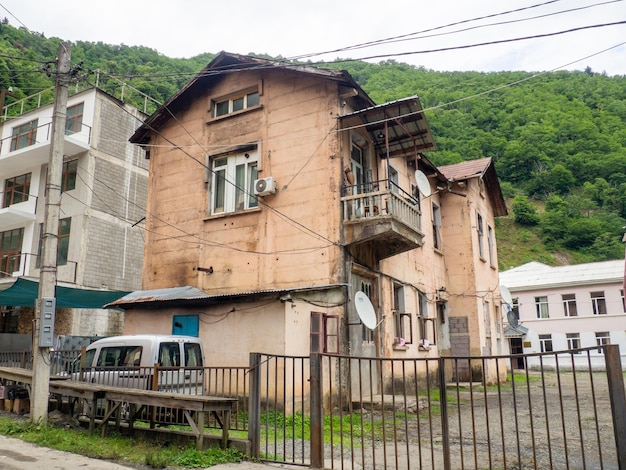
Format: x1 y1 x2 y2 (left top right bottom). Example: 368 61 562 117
254 177 277 196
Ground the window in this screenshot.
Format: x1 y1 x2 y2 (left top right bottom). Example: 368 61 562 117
487 225 495 267
36 218 71 267
211 150 259 214
213 90 259 118
432 203 442 250
184 342 203 367
418 291 428 317
392 284 412 345
562 294 578 317
595 331 610 353
539 334 553 352
310 312 339 353
0 306 19 333
0 228 23 277
590 291 607 315
65 102 84 135
566 333 581 353
621 289 625 313
477 212 485 259
360 280 374 343
10 119 38 151
535 296 549 318
57 218 71 265
158 343 181 367
98 346 144 367
3 173 31 207
61 160 78 192
389 166 399 193
418 291 434 347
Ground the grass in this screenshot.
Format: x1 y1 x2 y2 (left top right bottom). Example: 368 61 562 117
0 414 244 468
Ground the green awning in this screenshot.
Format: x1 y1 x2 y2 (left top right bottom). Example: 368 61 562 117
0 277 130 309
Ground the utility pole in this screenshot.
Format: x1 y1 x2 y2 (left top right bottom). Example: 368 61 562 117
31 41 71 423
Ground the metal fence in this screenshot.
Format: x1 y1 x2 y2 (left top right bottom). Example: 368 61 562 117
249 346 626 470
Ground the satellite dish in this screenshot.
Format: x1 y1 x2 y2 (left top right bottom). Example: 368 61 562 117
500 284 513 305
354 291 377 330
415 170 431 197
507 309 520 328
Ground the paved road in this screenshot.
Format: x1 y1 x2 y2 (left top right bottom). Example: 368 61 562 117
0 434 301 470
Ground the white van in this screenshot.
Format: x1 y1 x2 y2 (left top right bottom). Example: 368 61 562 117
74 334 204 394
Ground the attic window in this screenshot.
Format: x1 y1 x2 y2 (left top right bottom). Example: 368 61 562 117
213 90 260 118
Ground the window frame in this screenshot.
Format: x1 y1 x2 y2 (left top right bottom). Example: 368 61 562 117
431 202 442 251
487 224 495 267
210 149 259 215
3 172 31 207
212 89 260 119
566 333 581 353
10 119 38 151
535 296 549 319
562 293 578 317
36 217 71 267
477 212 485 260
61 160 78 192
0 227 23 277
590 291 607 315
65 102 84 135
310 311 339 354
539 334 553 353
595 331 610 353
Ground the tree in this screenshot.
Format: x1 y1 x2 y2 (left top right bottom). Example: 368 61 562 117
511 196 539 225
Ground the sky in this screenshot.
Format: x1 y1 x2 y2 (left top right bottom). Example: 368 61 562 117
3 0 625 75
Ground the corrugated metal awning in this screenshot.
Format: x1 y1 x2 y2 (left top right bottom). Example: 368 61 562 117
339 96 436 160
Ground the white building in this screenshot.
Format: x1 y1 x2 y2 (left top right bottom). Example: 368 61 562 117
0 87 148 338
499 260 626 370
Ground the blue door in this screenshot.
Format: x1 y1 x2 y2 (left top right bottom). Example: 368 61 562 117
172 315 199 336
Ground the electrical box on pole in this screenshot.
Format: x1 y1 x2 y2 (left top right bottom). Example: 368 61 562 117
38 297 56 347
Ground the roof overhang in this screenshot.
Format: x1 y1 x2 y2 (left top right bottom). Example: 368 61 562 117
339 96 437 160
0 277 130 309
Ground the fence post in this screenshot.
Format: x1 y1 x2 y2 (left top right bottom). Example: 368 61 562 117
605 344 626 469
438 357 451 470
248 353 261 459
310 353 324 469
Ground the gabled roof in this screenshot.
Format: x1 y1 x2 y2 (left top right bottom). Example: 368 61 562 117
438 157 508 216
130 51 373 145
499 259 625 291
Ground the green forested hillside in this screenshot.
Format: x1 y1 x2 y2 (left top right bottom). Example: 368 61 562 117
1 23 625 269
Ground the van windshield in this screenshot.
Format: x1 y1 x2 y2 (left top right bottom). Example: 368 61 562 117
96 346 143 367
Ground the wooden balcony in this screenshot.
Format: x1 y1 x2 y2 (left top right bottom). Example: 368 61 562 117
341 181 424 260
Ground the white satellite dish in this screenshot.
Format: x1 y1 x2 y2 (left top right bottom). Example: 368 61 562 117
354 291 377 330
415 170 432 197
500 284 513 305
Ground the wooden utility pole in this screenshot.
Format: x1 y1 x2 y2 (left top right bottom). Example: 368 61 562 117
31 41 71 423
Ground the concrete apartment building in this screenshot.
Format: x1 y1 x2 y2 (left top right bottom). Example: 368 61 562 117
0 87 148 341
500 260 626 369
110 52 508 388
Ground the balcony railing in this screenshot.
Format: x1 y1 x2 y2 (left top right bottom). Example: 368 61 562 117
341 179 421 229
0 122 92 158
340 180 424 259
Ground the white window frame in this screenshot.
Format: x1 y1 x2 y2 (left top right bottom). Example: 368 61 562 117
210 149 259 215
535 296 549 319
590 291 607 315
539 334 553 353
595 331 610 353
562 293 578 317
566 333 581 353
213 90 260 118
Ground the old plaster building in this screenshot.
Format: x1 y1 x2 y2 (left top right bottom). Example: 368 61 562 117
0 87 147 342
112 52 508 386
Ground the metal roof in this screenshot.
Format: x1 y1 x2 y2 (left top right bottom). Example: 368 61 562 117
499 260 625 292
339 96 436 160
